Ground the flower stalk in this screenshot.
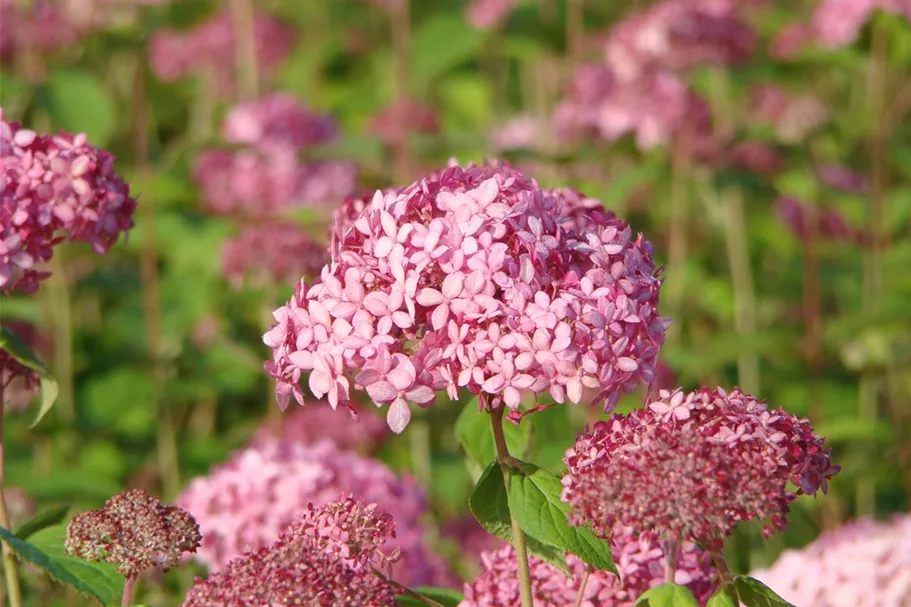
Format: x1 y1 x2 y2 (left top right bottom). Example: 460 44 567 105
489 403 534 607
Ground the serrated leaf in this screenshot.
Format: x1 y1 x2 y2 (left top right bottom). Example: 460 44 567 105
0 325 59 427
0 525 121 605
635 583 700 607
507 462 617 574
13 505 69 540
395 586 464 607
734 576 795 607
706 586 738 607
468 462 568 573
455 401 531 467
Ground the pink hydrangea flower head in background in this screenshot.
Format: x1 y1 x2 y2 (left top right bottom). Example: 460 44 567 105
751 514 911 607
0 0 81 60
774 197 866 245
65 489 202 579
221 221 327 290
562 387 839 551
222 93 338 153
603 0 756 81
460 528 715 607
490 115 540 152
812 0 911 49
369 100 439 147
263 161 667 433
466 0 519 29
181 497 399 607
749 84 829 143
177 438 448 586
253 401 390 454
1 112 137 294
149 9 293 93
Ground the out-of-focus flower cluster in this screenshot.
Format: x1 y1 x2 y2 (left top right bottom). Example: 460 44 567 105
1 111 137 295
562 387 839 550
774 197 866 245
370 100 439 147
253 401 390 454
177 438 447 586
65 489 202 579
220 221 327 289
751 514 911 607
812 0 911 49
466 0 519 30
149 8 293 94
0 0 81 61
182 497 399 607
264 161 667 433
460 528 716 607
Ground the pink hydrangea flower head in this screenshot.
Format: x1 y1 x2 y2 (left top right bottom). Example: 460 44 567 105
466 0 519 29
149 9 293 93
1 112 137 294
812 0 911 49
0 0 81 60
263 161 667 432
491 115 540 152
562 387 840 551
604 0 756 81
253 401 390 454
369 100 439 147
751 514 911 607
221 221 327 289
749 84 828 143
65 489 201 579
222 93 338 153
177 438 447 586
460 528 715 607
181 497 398 607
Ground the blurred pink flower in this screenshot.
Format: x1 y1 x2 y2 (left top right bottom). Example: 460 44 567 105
177 438 449 586
774 197 866 244
727 140 784 176
182 497 399 607
749 84 828 143
490 115 540 151
751 514 911 607
812 0 911 48
221 221 327 289
149 9 293 93
466 0 519 29
0 0 81 60
815 163 868 194
1 111 137 295
223 93 337 153
252 401 390 454
370 100 439 147
460 528 716 607
771 23 815 59
263 161 667 432
562 387 839 551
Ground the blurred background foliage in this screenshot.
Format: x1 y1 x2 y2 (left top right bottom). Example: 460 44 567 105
1 0 910 604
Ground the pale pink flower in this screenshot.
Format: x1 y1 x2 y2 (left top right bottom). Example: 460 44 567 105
264 161 667 432
222 93 337 153
812 0 911 49
253 401 390 454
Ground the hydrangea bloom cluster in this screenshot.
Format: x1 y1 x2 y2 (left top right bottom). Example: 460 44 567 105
749 84 828 144
0 0 81 60
370 100 439 147
221 221 327 290
1 112 138 294
194 94 356 217
603 0 756 81
750 514 911 607
490 115 540 152
460 528 716 607
812 0 911 49
774 197 866 245
149 9 293 93
562 387 839 550
65 489 202 579
253 401 390 454
177 438 447 586
263 161 667 432
182 497 398 607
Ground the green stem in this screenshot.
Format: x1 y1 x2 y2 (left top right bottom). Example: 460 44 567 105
0 384 24 607
46 258 75 424
409 410 432 487
490 404 534 607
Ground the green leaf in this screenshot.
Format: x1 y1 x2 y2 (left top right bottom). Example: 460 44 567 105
410 14 487 85
44 70 115 146
706 586 738 607
13 505 70 540
507 462 617 574
468 462 568 573
395 586 464 607
734 576 795 607
0 525 122 605
635 583 700 607
455 402 531 468
0 325 59 427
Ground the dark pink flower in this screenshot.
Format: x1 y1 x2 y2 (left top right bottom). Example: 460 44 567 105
460 528 715 607
264 161 667 432
727 141 784 176
815 163 868 194
369 100 439 147
466 0 519 29
0 320 47 413
0 0 81 60
221 222 327 289
774 197 865 245
223 93 338 153
65 489 201 579
181 497 399 607
562 387 840 551
1 112 137 294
